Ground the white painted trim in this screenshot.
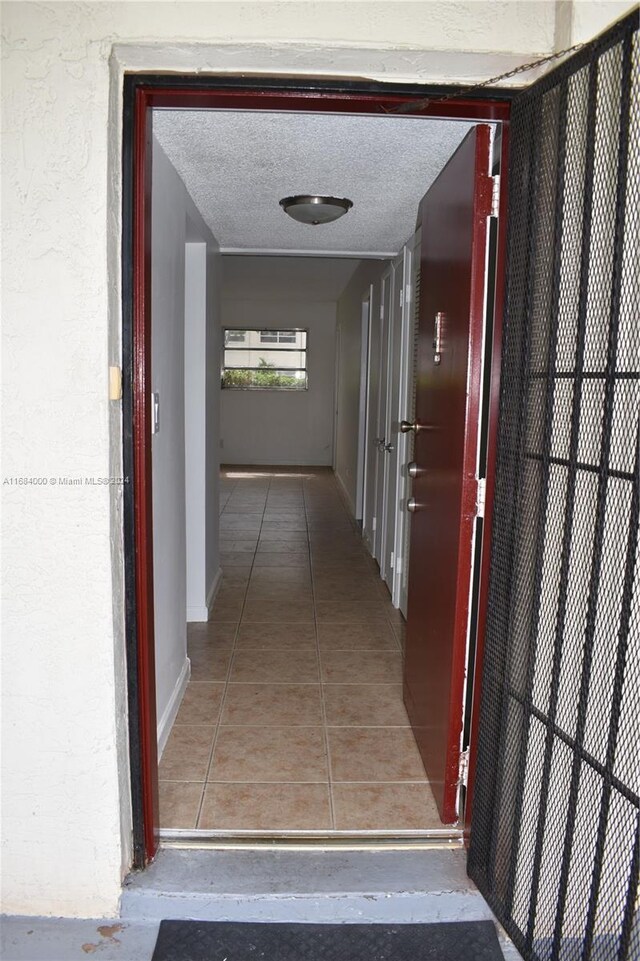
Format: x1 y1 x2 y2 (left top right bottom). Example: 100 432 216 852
112 42 543 88
220 248 397 259
397 227 421 619
184 242 209 632
355 289 372 522
334 468 356 520
206 566 223 612
157 657 191 758
186 605 209 621
187 566 223 622
383 251 408 602
332 325 340 472
375 264 395 572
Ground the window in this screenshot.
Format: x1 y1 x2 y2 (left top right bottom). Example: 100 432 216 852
222 328 308 389
259 330 296 344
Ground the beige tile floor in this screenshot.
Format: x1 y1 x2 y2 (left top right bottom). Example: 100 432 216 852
159 467 441 833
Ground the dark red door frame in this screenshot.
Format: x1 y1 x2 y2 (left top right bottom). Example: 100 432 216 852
464 126 510 840
122 76 512 865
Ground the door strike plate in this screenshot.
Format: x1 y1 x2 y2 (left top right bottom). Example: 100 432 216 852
433 312 445 364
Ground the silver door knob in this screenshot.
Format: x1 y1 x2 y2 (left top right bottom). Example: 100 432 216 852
407 497 419 512
407 461 423 478
399 420 435 434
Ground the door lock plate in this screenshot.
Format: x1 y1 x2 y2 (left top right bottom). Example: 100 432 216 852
433 311 445 364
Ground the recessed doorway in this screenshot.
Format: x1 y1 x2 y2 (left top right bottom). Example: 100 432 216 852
122 78 509 864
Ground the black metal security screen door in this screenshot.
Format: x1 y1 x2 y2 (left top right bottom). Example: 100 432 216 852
469 10 639 961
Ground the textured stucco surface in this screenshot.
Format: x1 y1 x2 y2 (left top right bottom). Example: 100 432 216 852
153 112 474 254
2 1 130 921
1 0 630 921
222 256 360 302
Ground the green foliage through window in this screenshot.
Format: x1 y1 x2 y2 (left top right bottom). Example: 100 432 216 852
223 362 301 389
222 329 308 390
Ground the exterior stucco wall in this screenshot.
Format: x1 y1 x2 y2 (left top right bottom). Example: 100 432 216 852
568 0 634 41
1 0 633 921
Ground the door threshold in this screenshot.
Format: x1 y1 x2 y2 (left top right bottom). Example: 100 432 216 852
160 828 464 851
122 846 492 928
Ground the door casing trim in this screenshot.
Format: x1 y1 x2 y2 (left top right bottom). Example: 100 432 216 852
122 75 512 866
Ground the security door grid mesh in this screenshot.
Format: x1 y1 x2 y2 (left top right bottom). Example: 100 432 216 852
469 12 639 961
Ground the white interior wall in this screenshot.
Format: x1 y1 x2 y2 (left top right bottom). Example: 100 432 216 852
335 260 390 515
151 140 221 753
2 0 632 920
220 299 337 466
185 244 208 622
184 239 223 626
184 239 222 625
205 249 223 609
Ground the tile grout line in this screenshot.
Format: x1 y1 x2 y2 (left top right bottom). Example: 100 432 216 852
195 472 267 828
191 472 241 829
200 723 412 729
305 475 336 831
209 678 402 683
190 471 242 827
181 779 430 785
172 469 417 832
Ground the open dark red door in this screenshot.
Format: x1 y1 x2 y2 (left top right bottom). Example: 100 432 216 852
404 124 493 824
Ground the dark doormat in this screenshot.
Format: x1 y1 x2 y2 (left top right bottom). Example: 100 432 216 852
151 919 504 960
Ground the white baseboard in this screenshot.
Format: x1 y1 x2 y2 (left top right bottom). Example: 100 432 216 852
186 605 209 621
157 657 191 759
206 566 223 612
334 469 356 520
186 566 223 623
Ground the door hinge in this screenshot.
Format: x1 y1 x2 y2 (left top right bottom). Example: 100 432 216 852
399 289 404 308
390 551 395 569
372 517 377 532
491 175 501 218
476 477 486 518
380 304 384 320
459 748 470 787
405 283 412 308
151 392 160 434
395 555 403 575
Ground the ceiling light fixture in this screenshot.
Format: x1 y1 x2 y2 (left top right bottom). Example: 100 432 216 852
279 194 353 226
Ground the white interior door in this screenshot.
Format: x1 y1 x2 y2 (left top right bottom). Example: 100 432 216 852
381 252 405 594
362 281 381 554
374 266 393 569
355 291 371 522
397 228 421 617
332 325 340 471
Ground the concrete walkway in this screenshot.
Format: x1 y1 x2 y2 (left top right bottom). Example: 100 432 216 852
1 914 524 960
2 848 524 960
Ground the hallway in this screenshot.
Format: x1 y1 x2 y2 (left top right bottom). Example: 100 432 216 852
159 468 441 832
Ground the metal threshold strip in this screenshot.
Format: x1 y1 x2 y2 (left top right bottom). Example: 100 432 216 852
160 828 465 851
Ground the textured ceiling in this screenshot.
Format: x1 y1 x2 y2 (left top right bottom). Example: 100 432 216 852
152 110 475 255
222 255 363 302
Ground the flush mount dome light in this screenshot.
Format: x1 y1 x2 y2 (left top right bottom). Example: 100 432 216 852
279 194 353 226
